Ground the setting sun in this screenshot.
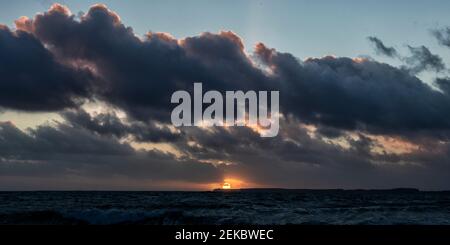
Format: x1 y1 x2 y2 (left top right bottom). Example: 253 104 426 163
222 182 231 189
218 178 249 190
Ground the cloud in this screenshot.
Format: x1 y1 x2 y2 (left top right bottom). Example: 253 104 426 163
0 25 93 111
61 109 182 142
20 4 271 122
0 121 223 188
368 36 446 74
255 43 450 133
404 45 446 74
168 117 450 190
367 36 398 58
0 121 134 157
435 77 450 95
432 27 450 48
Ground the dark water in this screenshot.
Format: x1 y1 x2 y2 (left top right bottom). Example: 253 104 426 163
1 190 450 225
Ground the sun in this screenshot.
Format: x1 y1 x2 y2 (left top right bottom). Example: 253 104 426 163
219 178 247 190
222 182 231 189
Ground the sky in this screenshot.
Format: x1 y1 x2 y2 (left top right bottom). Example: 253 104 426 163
1 1 450 190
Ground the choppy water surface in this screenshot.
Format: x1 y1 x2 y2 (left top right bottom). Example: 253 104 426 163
1 190 450 225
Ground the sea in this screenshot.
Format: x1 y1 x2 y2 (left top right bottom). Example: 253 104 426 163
1 189 450 225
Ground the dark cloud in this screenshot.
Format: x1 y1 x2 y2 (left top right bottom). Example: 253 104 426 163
0 121 222 187
3 114 450 189
21 4 268 122
61 109 182 142
432 27 450 48
23 4 191 121
368 36 446 74
404 45 446 74
0 25 93 111
0 121 134 157
367 36 398 58
167 117 450 190
255 43 450 133
316 125 345 139
435 77 450 95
